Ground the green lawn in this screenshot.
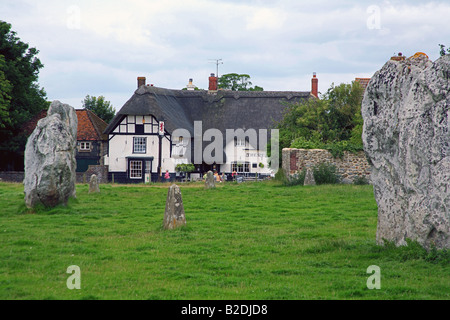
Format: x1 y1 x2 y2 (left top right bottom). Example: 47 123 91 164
0 181 448 300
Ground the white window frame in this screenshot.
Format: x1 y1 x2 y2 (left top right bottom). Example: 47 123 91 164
130 160 143 179
80 142 91 151
234 138 247 147
133 137 147 154
232 161 250 173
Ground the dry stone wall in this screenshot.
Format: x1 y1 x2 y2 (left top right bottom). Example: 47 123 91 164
282 148 371 184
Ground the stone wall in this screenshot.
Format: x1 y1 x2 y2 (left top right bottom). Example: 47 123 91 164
0 165 108 184
282 148 371 183
76 165 109 184
0 171 25 183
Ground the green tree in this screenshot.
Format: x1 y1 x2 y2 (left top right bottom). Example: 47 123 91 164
0 21 49 170
0 55 12 129
218 73 263 91
275 80 364 159
82 95 115 123
175 163 195 182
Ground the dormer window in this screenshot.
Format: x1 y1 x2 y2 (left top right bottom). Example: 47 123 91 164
234 138 247 147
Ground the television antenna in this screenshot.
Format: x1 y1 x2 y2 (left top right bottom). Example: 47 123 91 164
208 59 223 77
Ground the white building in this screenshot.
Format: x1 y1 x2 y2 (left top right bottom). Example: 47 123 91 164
103 75 315 183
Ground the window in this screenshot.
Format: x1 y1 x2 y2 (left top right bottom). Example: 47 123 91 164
232 162 250 173
130 160 143 179
234 137 247 147
133 137 146 153
79 142 91 151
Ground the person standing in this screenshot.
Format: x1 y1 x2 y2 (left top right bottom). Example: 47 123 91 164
164 170 170 182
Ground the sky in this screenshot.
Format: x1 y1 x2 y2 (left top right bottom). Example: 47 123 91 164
2 0 450 111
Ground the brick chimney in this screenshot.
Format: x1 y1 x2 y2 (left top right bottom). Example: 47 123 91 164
390 52 406 61
311 72 318 98
208 73 218 92
137 76 146 88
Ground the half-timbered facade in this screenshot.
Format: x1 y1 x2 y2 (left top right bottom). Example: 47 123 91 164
104 75 316 183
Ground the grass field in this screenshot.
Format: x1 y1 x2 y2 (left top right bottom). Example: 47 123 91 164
0 180 448 300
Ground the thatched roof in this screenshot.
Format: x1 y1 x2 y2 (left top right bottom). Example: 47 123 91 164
105 85 311 139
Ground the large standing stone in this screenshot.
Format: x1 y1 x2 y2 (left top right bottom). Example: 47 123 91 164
362 53 450 249
205 170 215 189
89 174 100 193
303 168 316 186
163 184 186 230
24 101 78 208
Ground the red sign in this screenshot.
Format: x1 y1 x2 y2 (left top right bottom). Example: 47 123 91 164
158 121 164 135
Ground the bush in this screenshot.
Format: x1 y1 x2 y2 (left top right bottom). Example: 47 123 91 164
274 168 306 186
285 169 306 186
353 176 369 185
290 136 324 149
312 162 340 185
175 163 195 173
274 168 288 183
325 140 363 158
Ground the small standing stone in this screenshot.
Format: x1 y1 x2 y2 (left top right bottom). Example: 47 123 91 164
303 168 316 186
89 174 100 193
163 184 186 230
205 170 215 189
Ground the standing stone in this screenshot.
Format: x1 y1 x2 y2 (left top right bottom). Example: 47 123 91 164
205 170 215 189
303 168 316 186
362 53 450 249
89 174 100 193
24 101 78 208
163 184 186 230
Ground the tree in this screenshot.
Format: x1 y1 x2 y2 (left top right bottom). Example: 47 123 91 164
175 163 195 182
0 55 12 129
275 81 364 158
82 95 115 123
0 21 49 170
218 73 263 91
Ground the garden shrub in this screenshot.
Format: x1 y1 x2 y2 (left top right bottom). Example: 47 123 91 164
274 168 306 186
312 162 340 185
353 175 369 185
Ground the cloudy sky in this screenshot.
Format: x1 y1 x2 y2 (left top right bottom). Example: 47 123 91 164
2 0 450 111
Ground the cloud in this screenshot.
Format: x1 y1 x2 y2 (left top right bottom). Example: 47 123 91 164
1 0 450 111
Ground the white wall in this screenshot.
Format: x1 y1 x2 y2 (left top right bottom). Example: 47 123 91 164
104 134 175 174
222 140 272 174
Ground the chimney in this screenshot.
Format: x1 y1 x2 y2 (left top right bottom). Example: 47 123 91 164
311 72 318 98
208 73 218 92
186 78 196 91
390 52 406 61
137 76 146 88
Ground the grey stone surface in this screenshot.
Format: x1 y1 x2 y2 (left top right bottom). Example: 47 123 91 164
89 174 100 193
163 184 186 230
24 101 78 208
303 168 316 186
362 53 450 249
205 170 215 189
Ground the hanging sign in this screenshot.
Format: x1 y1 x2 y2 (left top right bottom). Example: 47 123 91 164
158 121 165 135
